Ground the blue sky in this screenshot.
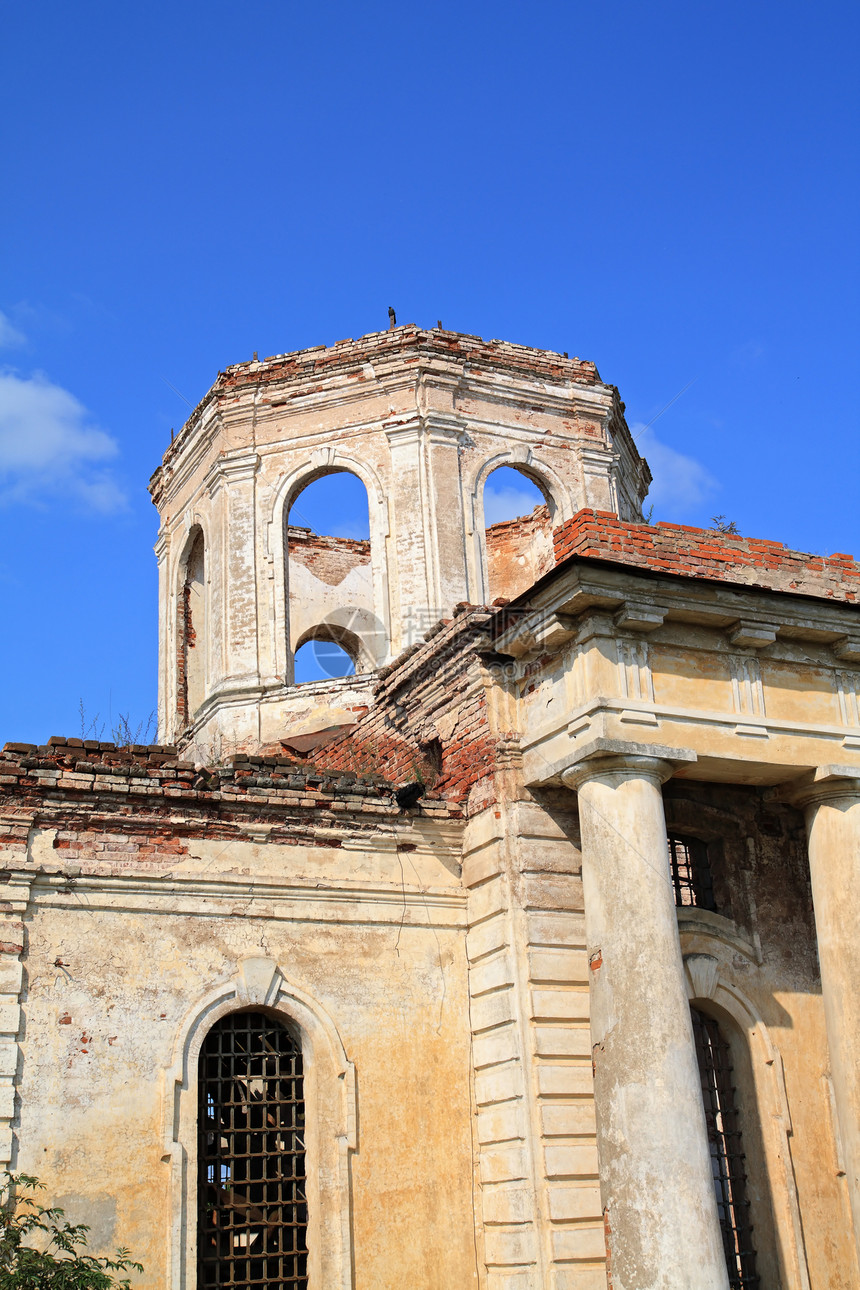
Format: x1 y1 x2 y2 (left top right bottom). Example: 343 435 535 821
1 1 857 741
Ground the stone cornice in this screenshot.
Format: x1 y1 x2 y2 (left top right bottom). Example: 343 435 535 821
503 556 860 648
24 869 468 926
152 327 620 489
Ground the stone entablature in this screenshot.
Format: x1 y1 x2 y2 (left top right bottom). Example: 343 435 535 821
491 532 860 793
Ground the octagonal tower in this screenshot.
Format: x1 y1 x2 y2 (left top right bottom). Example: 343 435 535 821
149 325 651 751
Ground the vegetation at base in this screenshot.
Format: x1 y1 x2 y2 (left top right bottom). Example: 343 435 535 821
0 1174 143 1289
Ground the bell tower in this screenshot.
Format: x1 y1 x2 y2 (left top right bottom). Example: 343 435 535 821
149 325 650 751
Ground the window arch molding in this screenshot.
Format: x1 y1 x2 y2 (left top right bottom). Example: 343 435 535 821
162 957 357 1290
465 450 572 604
681 939 811 1289
266 452 392 682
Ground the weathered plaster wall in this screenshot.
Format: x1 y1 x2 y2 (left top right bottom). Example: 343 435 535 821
18 905 476 1290
0 741 480 1289
286 527 378 669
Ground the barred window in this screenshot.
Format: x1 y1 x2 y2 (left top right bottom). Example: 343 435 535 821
198 1011 308 1289
668 833 716 911
692 1008 759 1289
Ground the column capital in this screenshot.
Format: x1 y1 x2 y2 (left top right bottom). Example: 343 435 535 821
560 736 696 791
776 764 860 811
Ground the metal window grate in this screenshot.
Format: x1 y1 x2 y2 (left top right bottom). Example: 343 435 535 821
668 833 716 911
692 1008 759 1290
197 1011 308 1289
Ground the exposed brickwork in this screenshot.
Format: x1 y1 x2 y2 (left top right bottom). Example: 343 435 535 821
485 504 554 601
287 527 371 588
285 607 505 811
0 738 462 872
553 510 860 603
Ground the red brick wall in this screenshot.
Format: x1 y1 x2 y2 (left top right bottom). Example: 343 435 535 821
287 527 371 587
285 608 502 810
553 510 860 603
486 505 554 601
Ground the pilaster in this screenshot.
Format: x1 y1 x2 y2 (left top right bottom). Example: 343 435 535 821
204 450 260 687
464 799 606 1290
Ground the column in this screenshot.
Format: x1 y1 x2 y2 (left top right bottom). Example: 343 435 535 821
562 753 728 1290
796 770 860 1255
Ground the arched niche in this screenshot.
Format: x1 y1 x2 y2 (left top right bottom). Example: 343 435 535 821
469 453 564 604
176 524 207 728
681 935 812 1289
268 454 391 684
162 958 356 1290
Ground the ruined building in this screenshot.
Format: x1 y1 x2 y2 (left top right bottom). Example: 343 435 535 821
0 325 858 1289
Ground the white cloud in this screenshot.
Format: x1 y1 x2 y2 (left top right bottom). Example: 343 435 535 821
0 369 126 512
483 484 546 526
634 424 718 515
0 311 26 349
484 467 546 526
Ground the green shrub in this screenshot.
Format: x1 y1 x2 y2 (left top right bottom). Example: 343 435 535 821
0 1174 143 1290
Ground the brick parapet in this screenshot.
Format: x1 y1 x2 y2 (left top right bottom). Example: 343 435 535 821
0 740 462 838
552 510 860 603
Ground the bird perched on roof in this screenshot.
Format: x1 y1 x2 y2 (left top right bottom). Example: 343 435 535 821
388 306 396 330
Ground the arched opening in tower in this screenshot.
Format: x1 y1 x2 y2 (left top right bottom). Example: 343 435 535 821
180 527 206 725
286 472 384 684
483 466 555 602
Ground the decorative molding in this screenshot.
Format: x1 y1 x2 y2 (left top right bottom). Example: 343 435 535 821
310 445 336 470
836 669 860 727
679 932 811 1290
235 956 281 1005
730 654 766 718
29 871 468 928
618 639 655 704
614 602 666 632
683 952 720 1001
834 636 860 664
162 965 357 1289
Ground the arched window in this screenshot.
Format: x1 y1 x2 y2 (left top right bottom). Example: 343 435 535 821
198 1011 308 1289
667 833 716 911
285 472 384 683
180 528 206 725
691 1007 759 1289
293 627 357 683
482 465 554 602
